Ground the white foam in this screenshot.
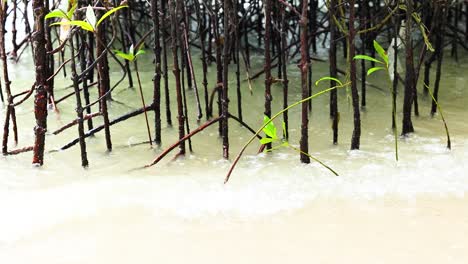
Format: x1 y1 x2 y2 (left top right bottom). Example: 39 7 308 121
0 139 466 243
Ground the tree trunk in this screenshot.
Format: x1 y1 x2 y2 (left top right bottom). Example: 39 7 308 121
349 0 361 150
96 7 112 151
264 0 272 150
152 0 162 144
32 0 48 165
70 35 89 167
170 0 185 155
402 0 415 135
221 0 231 158
329 0 339 145
299 0 310 163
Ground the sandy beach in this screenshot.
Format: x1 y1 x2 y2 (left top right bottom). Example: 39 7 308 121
1 195 466 264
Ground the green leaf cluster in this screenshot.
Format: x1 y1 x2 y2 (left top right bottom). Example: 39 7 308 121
114 44 146 61
260 115 278 145
353 40 389 76
46 4 128 32
259 115 289 147
353 40 399 161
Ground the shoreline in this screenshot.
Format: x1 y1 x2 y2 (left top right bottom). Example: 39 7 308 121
1 195 467 263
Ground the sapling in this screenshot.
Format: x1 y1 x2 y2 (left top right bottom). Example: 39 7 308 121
354 40 451 160
114 45 153 146
46 4 128 33
46 3 129 153
354 40 399 161
260 115 338 176
224 78 349 184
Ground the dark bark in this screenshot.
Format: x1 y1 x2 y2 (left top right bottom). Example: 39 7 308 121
2 106 10 155
180 39 193 152
170 0 185 155
32 0 48 165
152 0 162 144
349 0 361 150
181 20 203 121
359 0 369 108
213 0 223 136
307 0 313 111
234 0 242 123
401 0 415 135
309 0 318 53
120 1 134 88
52 112 101 135
431 2 449 116
181 2 193 91
392 15 399 130
264 0 273 150
0 2 17 154
280 5 289 139
451 4 459 61
242 0 250 66
69 35 89 167
423 52 436 95
44 0 54 106
96 7 112 151
299 0 310 163
86 29 95 82
466 3 468 42
0 69 3 103
10 0 18 58
194 0 210 120
79 33 94 131
257 0 263 47
221 0 232 158
161 0 172 126
329 0 339 145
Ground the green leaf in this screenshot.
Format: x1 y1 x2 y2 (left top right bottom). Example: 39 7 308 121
86 5 96 29
96 5 128 27
373 40 388 65
70 20 94 32
353 55 384 65
367 66 385 76
45 9 69 20
67 3 77 20
259 138 275 145
114 50 134 61
315 76 343 86
262 115 277 139
51 20 94 32
135 49 146 57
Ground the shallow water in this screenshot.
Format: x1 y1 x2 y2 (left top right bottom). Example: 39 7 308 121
0 44 468 262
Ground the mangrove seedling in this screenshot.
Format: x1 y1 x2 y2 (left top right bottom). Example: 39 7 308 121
47 4 128 33
46 2 130 154
114 45 153 146
260 115 338 176
354 40 399 161
224 78 349 184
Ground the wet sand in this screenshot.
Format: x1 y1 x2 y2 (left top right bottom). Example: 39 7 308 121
1 196 466 264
